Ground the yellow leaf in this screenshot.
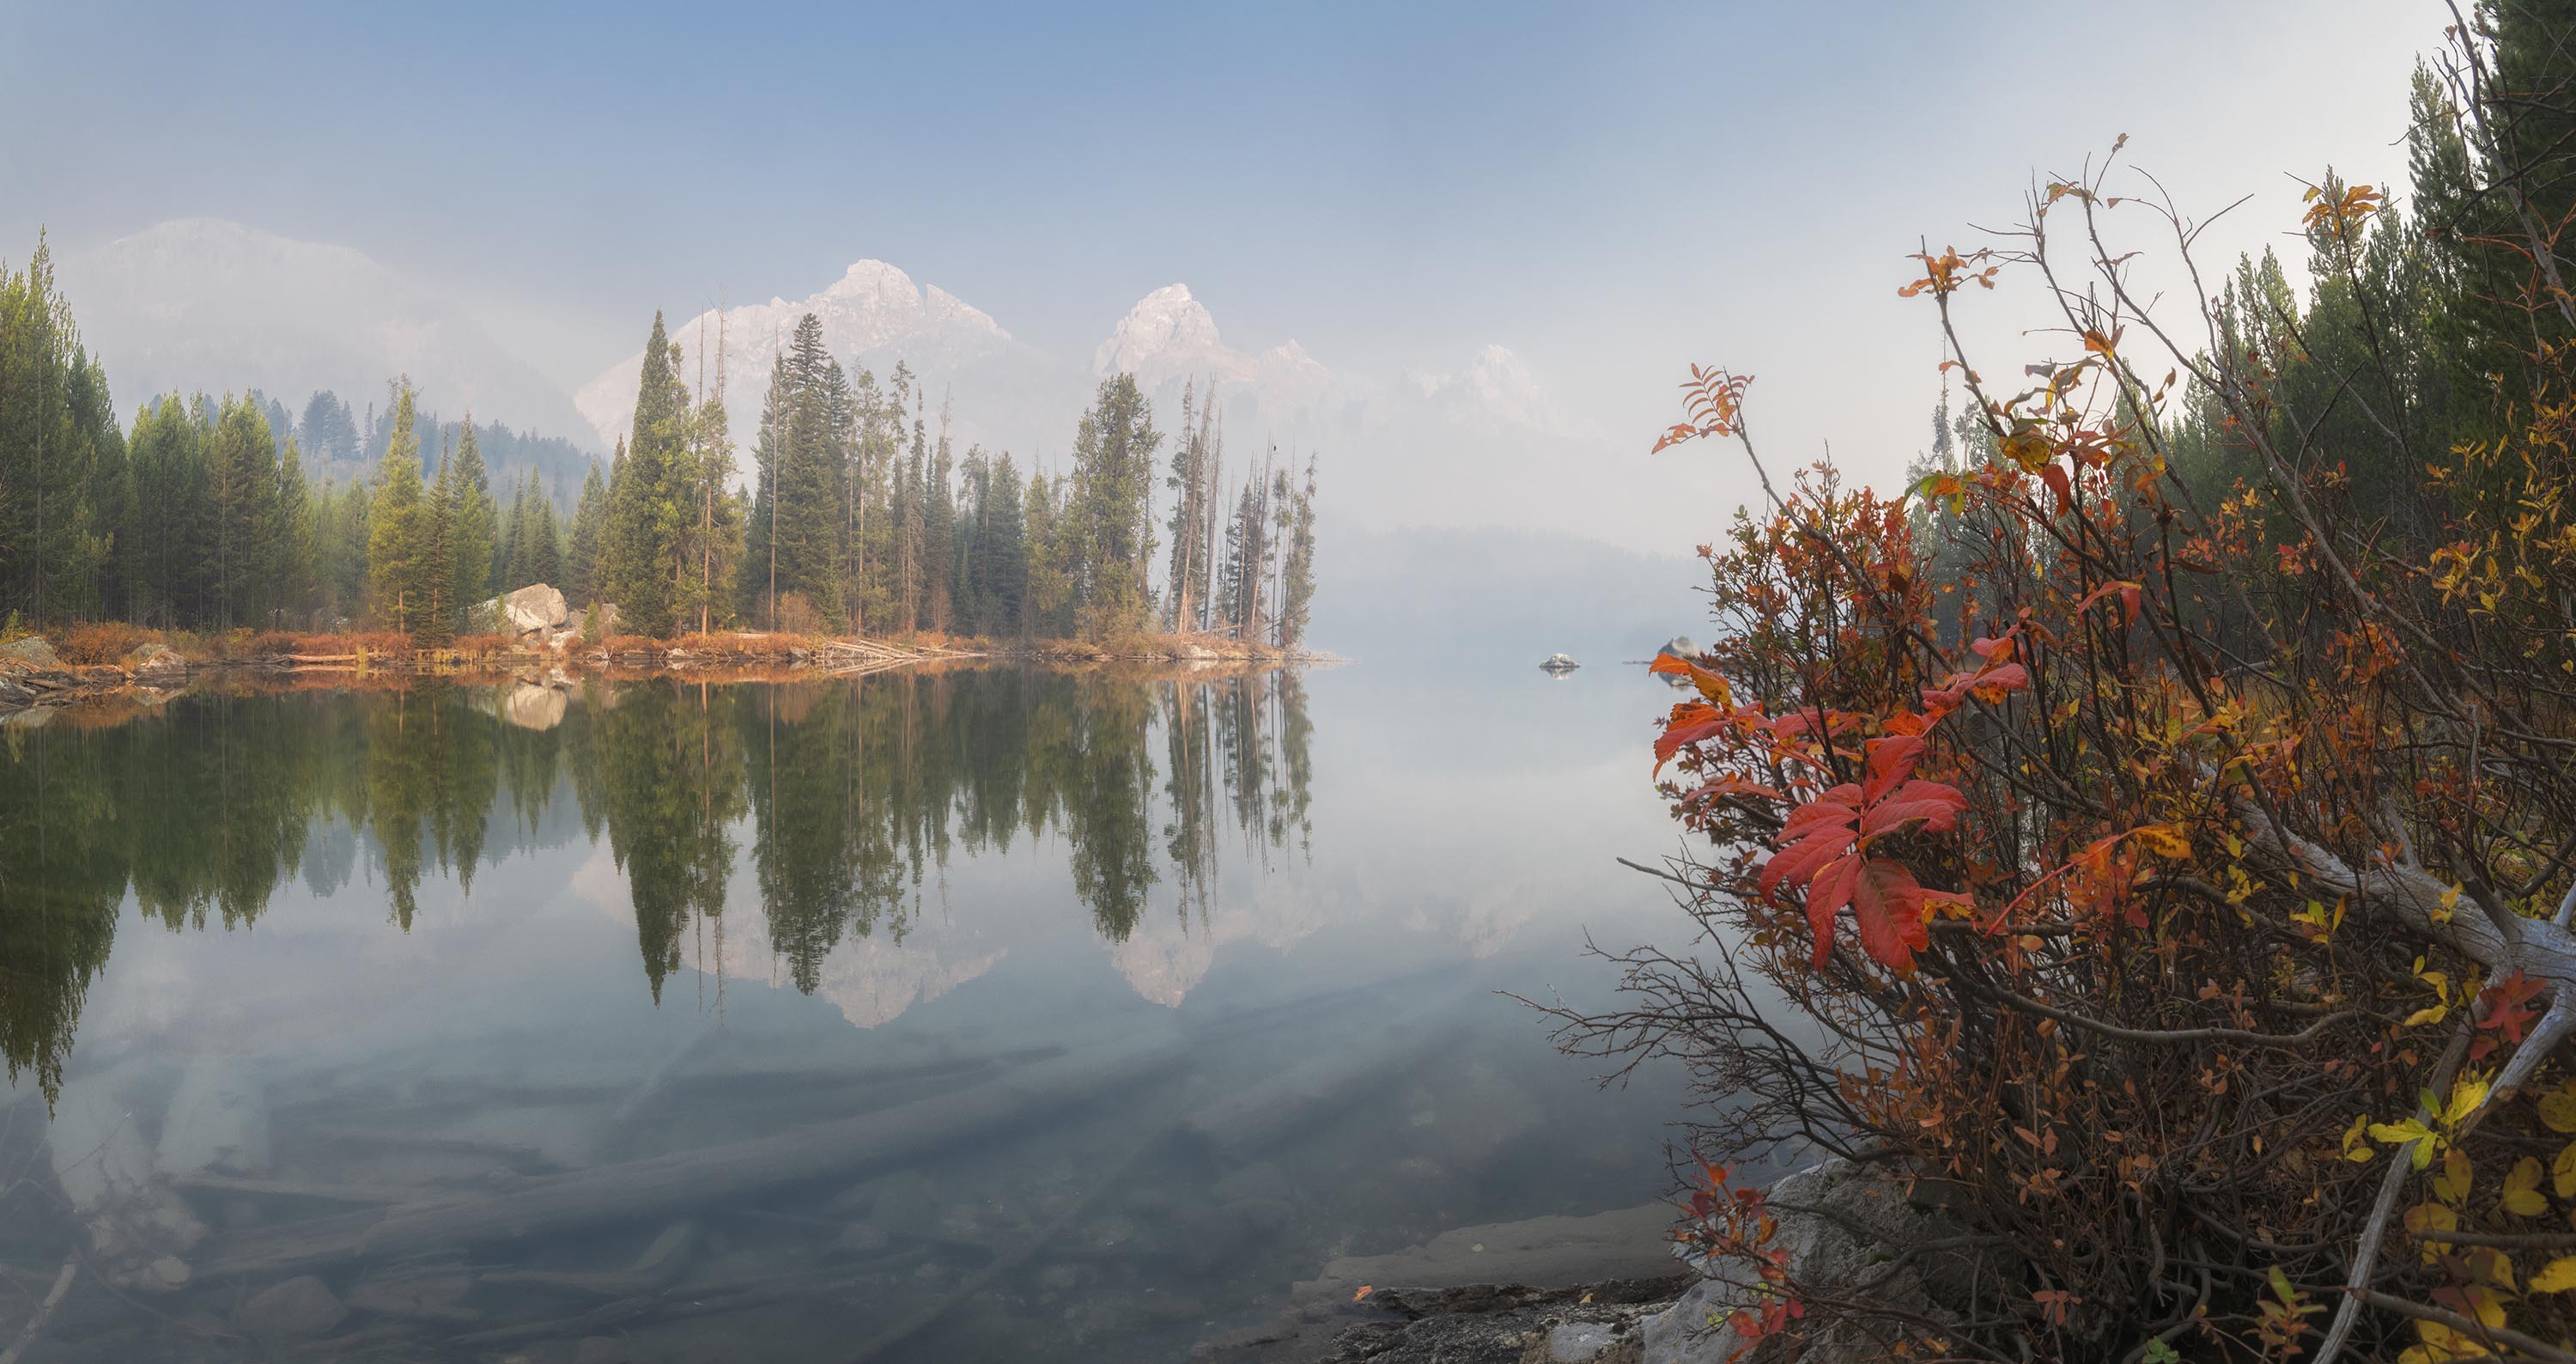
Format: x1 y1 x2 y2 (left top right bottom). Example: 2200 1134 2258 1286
2555 1141 2576 1197
2541 1082 2576 1133
2445 1076 2490 1128
2505 1156 2550 1216
2533 1256 2576 1292
2131 824 2190 859
2435 1147 2476 1206
2403 1005 2449 1028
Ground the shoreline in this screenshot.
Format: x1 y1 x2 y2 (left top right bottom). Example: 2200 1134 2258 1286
0 627 1340 716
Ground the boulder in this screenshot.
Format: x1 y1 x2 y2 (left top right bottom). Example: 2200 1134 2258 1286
1656 636 1699 661
0 673 33 708
477 583 571 637
1540 653 1581 672
125 642 187 681
235 1275 345 1340
0 636 61 669
1641 1160 1964 1363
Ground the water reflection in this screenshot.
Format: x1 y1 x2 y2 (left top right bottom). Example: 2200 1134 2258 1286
0 667 1315 1103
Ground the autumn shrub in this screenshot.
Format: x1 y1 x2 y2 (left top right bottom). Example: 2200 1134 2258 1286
1557 99 2576 1363
54 622 158 664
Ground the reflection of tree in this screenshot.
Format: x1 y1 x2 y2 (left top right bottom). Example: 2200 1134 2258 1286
0 722 125 1104
0 665 1323 1093
595 681 743 1001
1062 677 1159 941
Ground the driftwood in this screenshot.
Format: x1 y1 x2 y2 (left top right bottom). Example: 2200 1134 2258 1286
196 1038 1182 1280
0 1253 76 1364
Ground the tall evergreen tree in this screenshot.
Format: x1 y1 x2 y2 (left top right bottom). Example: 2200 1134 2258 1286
567 456 607 604
601 313 690 636
367 383 434 635
1065 374 1162 639
446 417 498 618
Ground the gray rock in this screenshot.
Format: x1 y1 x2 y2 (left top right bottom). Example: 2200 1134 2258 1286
1656 636 1699 660
1640 1159 1962 1363
0 673 33 708
236 1275 345 1339
1548 1321 1627 1362
1540 652 1581 672
125 642 186 679
1 636 61 668
477 583 571 636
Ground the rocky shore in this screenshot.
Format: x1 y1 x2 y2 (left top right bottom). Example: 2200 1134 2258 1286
0 586 1330 720
1193 1158 1959 1364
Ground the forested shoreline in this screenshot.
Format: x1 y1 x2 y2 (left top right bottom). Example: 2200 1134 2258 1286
0 264 1320 655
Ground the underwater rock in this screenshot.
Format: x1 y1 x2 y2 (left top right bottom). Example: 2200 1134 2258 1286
235 1275 346 1339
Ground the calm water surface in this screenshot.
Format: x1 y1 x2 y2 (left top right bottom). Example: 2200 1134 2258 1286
0 661 1692 1362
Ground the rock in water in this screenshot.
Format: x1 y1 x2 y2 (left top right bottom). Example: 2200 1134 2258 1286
476 583 572 636
0 636 61 668
503 683 568 732
156 1056 270 1179
1540 653 1581 672
236 1276 345 1340
49 1062 210 1292
1657 636 1698 660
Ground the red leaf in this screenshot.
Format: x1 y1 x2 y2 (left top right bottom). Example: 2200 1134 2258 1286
1846 857 1935 971
2039 463 2073 516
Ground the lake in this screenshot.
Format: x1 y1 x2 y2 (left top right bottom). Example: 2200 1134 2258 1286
0 660 1694 1362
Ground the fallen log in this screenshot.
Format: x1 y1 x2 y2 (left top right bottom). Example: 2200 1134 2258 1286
195 1038 1184 1281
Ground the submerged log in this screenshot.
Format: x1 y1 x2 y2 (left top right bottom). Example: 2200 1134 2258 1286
195 1038 1183 1280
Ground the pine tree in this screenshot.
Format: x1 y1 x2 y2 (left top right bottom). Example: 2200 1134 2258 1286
1065 374 1162 639
418 429 459 644
567 456 607 604
207 393 281 630
446 417 498 619
602 312 690 636
275 435 315 628
1278 453 1318 653
367 383 433 635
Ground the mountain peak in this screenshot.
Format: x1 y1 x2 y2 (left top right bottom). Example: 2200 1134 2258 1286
1096 283 1251 383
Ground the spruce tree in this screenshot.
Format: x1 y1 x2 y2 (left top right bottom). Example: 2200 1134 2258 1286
567 456 607 604
446 417 498 617
367 384 432 635
602 313 689 635
207 393 280 630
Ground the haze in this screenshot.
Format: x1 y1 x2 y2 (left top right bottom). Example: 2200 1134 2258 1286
0 0 2438 643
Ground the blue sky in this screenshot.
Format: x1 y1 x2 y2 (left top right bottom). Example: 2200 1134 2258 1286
3 0 2444 543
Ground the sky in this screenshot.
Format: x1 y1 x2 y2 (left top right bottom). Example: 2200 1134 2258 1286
1 0 2445 552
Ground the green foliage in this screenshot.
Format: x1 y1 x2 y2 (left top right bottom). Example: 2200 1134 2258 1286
368 383 434 635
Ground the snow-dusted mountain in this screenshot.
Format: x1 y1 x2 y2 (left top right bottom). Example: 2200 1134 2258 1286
60 219 597 448
573 259 1057 476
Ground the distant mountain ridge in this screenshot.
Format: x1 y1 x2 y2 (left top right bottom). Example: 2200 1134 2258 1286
60 219 598 450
